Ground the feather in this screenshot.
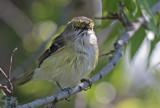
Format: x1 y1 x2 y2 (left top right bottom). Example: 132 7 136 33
15 35 65 85
14 71 34 85
38 35 65 68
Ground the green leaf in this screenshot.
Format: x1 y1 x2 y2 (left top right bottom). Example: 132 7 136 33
137 0 159 37
102 0 118 12
100 0 119 29
130 27 146 59
122 0 138 16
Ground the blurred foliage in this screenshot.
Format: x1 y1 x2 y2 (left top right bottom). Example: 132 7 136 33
0 0 160 108
130 27 146 59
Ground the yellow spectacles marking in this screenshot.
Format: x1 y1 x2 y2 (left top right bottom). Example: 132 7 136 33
72 22 94 29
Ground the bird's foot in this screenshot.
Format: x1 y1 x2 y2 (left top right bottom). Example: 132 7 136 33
61 87 72 101
56 81 72 101
81 78 92 91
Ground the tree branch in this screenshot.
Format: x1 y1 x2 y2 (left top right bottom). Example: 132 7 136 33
0 48 17 98
16 0 160 107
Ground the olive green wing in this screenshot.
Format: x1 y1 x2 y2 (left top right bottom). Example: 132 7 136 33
37 35 65 68
15 35 65 85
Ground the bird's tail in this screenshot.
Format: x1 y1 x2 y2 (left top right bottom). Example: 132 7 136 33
14 71 34 86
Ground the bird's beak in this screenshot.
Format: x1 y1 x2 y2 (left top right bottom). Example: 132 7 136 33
78 28 85 35
84 24 90 30
78 24 90 35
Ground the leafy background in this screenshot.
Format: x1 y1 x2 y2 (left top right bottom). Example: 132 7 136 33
0 0 160 108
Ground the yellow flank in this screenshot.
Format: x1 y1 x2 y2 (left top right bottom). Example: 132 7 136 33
68 59 73 71
55 56 69 68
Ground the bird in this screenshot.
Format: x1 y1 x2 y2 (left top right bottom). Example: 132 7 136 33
16 16 99 90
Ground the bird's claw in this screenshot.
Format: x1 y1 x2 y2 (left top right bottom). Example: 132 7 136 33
81 78 92 91
61 87 72 101
56 81 72 101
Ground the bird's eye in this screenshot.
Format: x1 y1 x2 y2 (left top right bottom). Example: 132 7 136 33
72 25 77 30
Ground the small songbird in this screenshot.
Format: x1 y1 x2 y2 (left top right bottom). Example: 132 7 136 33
17 16 99 89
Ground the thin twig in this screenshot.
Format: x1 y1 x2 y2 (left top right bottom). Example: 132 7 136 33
94 16 118 20
0 68 8 79
0 84 12 95
8 48 17 79
99 50 115 57
0 48 18 96
95 0 132 27
1 89 7 97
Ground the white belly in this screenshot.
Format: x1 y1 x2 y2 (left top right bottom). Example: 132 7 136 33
32 47 97 88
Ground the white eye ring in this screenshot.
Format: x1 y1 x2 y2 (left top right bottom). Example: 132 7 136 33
72 25 77 30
